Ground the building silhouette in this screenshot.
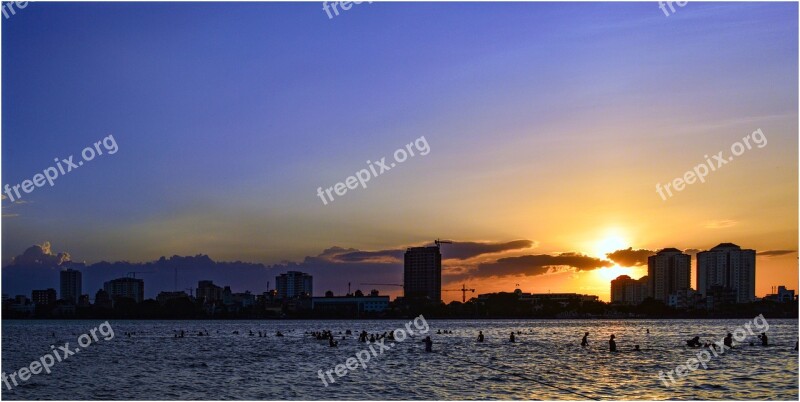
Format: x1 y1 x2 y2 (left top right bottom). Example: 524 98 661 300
60 268 82 304
275 271 313 299
647 248 691 302
610 275 648 305
104 277 145 304
312 289 390 314
196 280 223 303
404 246 442 302
156 291 190 305
697 243 756 303
31 288 57 306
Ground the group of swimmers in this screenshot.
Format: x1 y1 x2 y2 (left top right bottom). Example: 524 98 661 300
579 332 638 352
172 329 286 338
168 326 796 354
686 331 770 348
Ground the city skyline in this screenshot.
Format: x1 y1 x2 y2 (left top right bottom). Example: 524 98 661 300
2 2 797 304
2 239 793 304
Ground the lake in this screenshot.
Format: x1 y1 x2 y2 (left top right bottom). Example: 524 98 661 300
1 318 797 400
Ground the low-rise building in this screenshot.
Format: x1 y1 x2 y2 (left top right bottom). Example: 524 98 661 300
31 289 57 306
311 292 390 314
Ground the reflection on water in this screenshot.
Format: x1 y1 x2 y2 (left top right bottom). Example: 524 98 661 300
2 319 797 400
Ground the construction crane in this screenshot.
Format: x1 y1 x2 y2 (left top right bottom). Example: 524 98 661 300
443 284 476 303
434 238 453 248
127 271 154 279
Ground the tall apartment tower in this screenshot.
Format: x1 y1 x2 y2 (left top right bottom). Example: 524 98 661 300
60 268 82 304
104 277 145 303
275 271 313 299
404 246 442 302
697 243 756 303
647 248 691 302
610 275 648 305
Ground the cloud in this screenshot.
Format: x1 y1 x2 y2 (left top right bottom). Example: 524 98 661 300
10 242 71 266
442 240 535 260
757 250 796 257
326 240 535 263
606 247 655 267
470 252 613 279
1 196 29 217
704 220 737 229
332 249 405 264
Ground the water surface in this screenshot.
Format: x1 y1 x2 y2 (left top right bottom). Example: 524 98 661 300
2 319 797 400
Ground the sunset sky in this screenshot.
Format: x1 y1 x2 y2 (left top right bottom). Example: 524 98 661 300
2 2 797 302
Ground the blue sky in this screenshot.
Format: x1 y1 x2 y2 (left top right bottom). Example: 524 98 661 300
2 2 797 300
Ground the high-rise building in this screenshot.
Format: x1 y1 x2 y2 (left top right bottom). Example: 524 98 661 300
647 248 691 302
610 275 648 305
60 269 82 304
275 271 313 299
104 277 145 303
31 289 57 306
404 246 441 302
697 243 756 303
196 280 223 303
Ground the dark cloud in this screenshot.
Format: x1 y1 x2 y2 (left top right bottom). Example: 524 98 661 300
326 240 535 263
443 240 534 260
471 252 613 279
333 249 405 263
757 250 797 257
11 242 71 266
605 248 655 267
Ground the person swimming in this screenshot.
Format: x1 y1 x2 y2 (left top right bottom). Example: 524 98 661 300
758 332 768 346
633 344 640 351
724 333 733 348
686 336 702 347
509 332 515 343
581 332 589 347
276 331 284 337
609 334 617 352
329 337 338 347
423 336 433 352
477 331 485 342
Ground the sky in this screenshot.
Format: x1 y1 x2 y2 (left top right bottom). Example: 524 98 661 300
2 2 797 302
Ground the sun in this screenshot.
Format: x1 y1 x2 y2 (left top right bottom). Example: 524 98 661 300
595 265 631 282
592 233 628 259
